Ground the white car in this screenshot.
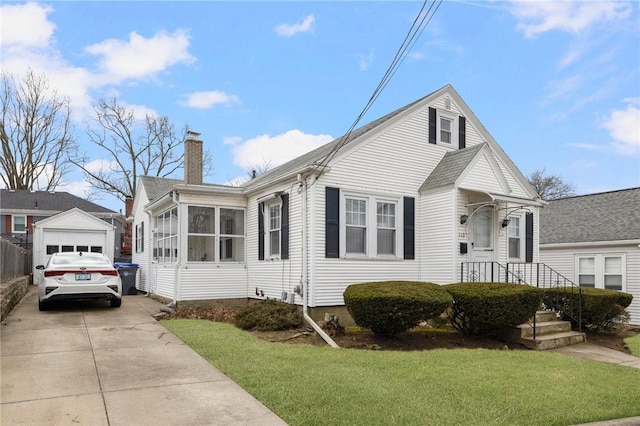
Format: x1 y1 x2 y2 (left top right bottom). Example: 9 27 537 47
36 252 122 311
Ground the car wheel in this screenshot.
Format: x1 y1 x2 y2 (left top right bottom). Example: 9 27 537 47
110 298 122 308
38 300 49 311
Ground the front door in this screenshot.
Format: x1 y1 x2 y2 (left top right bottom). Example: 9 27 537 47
468 206 494 281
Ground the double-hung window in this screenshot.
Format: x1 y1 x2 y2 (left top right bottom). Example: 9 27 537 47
346 198 367 255
135 223 144 253
343 194 399 258
507 216 522 260
440 116 453 144
12 215 26 233
377 202 396 255
578 257 596 287
268 203 281 257
604 256 623 290
576 254 625 291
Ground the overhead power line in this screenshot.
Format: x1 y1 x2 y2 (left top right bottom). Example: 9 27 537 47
312 0 444 175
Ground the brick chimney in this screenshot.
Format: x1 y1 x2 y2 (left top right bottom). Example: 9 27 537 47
184 131 203 185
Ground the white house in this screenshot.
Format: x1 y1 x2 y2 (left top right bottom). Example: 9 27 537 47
32 208 116 284
132 85 545 320
540 188 640 325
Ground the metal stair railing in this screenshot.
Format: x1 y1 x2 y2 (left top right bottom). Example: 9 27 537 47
460 262 583 337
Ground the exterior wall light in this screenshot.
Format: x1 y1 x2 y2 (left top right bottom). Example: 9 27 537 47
501 218 510 228
460 215 468 225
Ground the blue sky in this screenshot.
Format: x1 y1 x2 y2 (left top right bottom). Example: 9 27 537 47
2 1 639 212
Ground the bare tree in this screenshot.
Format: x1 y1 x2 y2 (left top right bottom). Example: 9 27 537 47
70 98 211 201
0 69 76 190
227 160 273 187
527 168 576 200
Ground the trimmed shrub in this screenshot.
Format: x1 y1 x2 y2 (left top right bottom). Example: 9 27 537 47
343 281 452 336
542 287 633 332
445 282 543 336
234 299 302 331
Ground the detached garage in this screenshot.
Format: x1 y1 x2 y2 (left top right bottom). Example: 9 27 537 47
32 208 116 284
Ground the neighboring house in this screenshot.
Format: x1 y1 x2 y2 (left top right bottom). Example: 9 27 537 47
132 85 544 318
0 189 126 271
540 188 640 325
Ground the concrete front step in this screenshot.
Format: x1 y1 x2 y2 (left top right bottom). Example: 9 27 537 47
504 310 585 350
516 320 572 338
534 310 559 323
517 331 586 350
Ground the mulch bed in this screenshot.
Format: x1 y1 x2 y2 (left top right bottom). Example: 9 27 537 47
166 306 640 354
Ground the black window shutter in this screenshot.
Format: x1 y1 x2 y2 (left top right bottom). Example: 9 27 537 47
325 187 340 258
458 116 466 149
428 107 437 145
403 197 415 260
525 212 534 263
135 225 138 252
141 222 144 252
258 202 264 260
281 194 289 260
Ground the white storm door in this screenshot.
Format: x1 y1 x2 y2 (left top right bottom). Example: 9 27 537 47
469 206 494 281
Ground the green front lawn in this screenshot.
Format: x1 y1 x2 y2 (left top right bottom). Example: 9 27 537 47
163 320 640 426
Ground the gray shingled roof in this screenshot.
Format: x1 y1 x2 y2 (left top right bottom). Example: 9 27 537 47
0 189 116 213
540 187 640 244
139 176 183 201
419 143 485 191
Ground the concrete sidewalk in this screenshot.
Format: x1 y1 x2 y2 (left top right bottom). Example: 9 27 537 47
0 287 286 426
550 342 640 369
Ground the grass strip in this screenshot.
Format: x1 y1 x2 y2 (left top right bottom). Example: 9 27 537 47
625 334 640 356
163 319 640 426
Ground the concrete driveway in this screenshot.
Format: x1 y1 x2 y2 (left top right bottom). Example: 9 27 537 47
0 288 286 426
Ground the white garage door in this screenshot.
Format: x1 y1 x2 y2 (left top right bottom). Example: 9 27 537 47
41 230 107 266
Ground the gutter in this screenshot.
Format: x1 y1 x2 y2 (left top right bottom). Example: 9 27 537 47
299 174 339 348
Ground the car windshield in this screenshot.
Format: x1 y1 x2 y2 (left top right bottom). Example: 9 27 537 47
50 254 111 266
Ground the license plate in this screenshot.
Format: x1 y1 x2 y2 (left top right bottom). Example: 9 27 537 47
75 273 91 281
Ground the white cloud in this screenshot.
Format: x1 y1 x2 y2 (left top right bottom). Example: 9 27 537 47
601 103 640 156
181 90 241 109
275 14 315 37
509 1 633 39
231 130 333 169
85 30 195 83
0 2 55 48
566 143 606 153
0 3 197 122
359 50 375 72
223 136 243 146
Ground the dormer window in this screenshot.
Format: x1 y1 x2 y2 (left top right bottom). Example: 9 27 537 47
428 107 465 149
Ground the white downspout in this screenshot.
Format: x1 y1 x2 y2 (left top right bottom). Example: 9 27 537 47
300 174 339 348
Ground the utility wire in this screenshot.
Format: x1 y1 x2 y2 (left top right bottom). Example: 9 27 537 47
312 0 443 176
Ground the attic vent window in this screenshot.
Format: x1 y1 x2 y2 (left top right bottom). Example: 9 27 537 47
445 98 451 110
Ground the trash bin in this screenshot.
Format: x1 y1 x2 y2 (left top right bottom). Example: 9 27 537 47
114 263 139 295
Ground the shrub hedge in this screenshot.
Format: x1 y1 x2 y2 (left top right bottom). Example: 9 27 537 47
343 281 452 336
234 299 302 331
542 287 633 331
445 282 543 336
